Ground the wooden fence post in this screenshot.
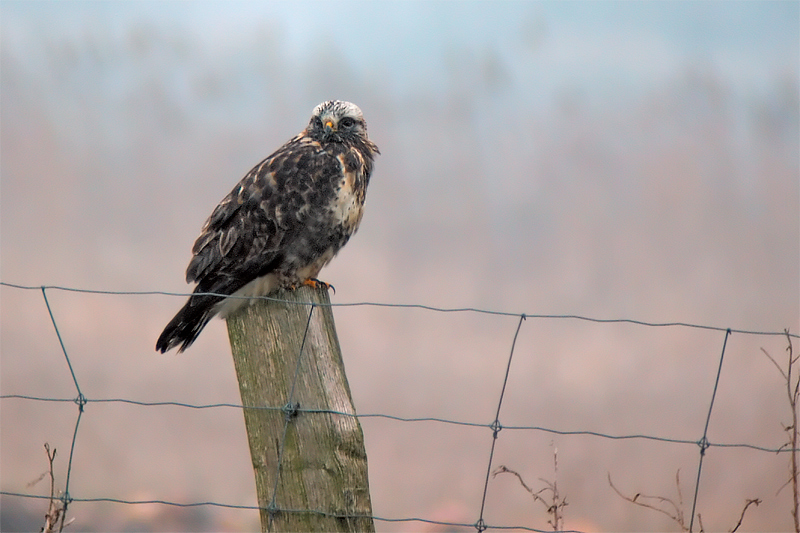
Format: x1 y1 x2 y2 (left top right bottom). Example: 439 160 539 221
226 285 374 532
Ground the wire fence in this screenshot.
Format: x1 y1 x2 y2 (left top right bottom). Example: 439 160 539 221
1 281 797 532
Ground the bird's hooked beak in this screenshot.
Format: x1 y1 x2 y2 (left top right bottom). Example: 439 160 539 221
324 120 335 134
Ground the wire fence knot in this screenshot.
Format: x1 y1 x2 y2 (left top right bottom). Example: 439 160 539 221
474 517 487 532
697 436 710 456
282 402 300 422
265 500 281 524
74 393 87 412
490 419 502 439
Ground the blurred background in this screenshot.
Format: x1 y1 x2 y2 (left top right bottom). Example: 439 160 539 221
1 1 798 531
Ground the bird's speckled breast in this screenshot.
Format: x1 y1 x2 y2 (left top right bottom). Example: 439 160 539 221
333 149 368 233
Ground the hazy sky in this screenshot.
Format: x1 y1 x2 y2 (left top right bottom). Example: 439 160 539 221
4 2 797 101
2 1 798 531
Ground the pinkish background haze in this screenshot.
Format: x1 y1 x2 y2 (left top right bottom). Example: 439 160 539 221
2 1 799 531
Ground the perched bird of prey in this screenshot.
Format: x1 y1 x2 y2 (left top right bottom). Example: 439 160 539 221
156 100 380 353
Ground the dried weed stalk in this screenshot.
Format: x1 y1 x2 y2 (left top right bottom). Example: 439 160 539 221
493 445 567 531
28 443 72 533
608 468 759 532
762 329 799 532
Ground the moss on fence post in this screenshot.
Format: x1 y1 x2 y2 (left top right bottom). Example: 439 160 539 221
226 285 374 532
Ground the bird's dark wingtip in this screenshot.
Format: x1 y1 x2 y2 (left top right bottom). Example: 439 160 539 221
155 292 222 353
155 328 181 354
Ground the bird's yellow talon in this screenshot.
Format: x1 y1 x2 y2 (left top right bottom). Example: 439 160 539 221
302 278 335 294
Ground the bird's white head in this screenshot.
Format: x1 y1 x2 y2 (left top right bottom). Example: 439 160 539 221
308 100 369 143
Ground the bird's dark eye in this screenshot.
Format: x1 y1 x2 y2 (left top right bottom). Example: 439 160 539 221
340 117 355 129
311 116 323 128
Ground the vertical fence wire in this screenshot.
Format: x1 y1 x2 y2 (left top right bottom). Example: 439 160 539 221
266 302 316 531
40 286 87 532
688 328 732 533
475 313 526 531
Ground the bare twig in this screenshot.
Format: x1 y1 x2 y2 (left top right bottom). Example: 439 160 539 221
609 469 761 532
494 465 538 497
788 330 799 533
26 470 50 489
41 443 62 533
762 346 789 381
607 472 687 530
729 499 761 533
34 443 74 533
763 329 798 532
493 445 568 531
551 445 564 531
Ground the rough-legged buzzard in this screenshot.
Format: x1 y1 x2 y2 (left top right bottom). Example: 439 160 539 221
156 100 380 353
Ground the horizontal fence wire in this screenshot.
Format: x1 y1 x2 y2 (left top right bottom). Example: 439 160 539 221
0 490 580 533
1 280 797 532
2 281 797 338
1 394 793 454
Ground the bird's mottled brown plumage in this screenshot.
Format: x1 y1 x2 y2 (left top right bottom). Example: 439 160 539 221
156 100 379 353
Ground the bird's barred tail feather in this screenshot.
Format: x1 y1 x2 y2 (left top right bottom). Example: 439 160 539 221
156 293 224 353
